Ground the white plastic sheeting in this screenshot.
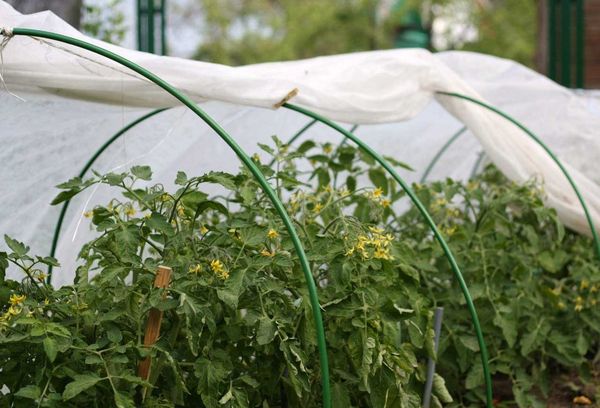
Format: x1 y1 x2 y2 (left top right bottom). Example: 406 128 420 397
1 2 600 286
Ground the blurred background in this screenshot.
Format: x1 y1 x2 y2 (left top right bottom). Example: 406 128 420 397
5 0 599 88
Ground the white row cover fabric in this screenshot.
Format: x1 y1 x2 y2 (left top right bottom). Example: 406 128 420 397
1 2 600 284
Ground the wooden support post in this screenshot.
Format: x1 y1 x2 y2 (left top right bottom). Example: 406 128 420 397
138 265 172 381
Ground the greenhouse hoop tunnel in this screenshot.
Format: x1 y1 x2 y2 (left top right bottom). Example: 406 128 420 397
45 91 495 405
436 91 600 260
4 27 332 408
48 108 168 279
283 102 494 408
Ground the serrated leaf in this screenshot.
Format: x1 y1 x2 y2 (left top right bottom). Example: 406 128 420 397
175 171 188 185
465 363 483 389
15 384 41 399
4 235 29 257
494 313 517 348
63 374 103 400
43 337 58 362
107 326 122 344
131 165 152 180
432 373 453 403
257 317 276 345
104 172 127 186
146 213 174 235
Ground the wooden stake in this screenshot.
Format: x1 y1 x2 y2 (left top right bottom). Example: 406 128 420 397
138 265 172 381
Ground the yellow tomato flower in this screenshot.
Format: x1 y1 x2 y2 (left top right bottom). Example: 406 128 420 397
323 144 333 154
83 211 93 218
381 199 391 208
9 294 26 306
580 280 590 290
252 153 260 162
210 259 229 280
189 264 203 274
267 229 279 239
7 305 21 316
36 272 47 283
372 187 383 198
260 249 275 257
200 225 209 234
574 296 584 312
124 205 136 217
313 203 323 213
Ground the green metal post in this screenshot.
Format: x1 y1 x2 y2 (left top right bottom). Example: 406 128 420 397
147 0 155 54
8 28 331 408
561 0 571 86
576 0 584 88
136 0 143 51
283 103 494 408
160 0 167 55
549 0 557 81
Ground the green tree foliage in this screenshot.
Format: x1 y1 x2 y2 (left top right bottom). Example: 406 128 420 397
193 0 537 68
459 0 537 67
194 0 392 65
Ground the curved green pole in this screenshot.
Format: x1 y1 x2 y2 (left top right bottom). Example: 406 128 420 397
48 108 168 280
283 103 493 408
420 126 467 183
11 28 331 407
437 91 600 259
469 151 485 180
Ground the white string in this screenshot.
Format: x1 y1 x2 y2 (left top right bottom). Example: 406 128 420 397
31 36 150 83
0 27 26 102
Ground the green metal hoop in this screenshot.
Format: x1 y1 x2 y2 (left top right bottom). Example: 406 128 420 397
10 28 331 407
437 91 600 259
420 126 467 183
283 103 494 408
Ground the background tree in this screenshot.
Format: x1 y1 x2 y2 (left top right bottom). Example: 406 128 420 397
192 0 537 67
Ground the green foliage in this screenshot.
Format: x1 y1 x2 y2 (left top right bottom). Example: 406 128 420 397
1 137 597 407
459 0 537 67
405 168 599 406
82 0 127 45
0 138 435 407
194 0 392 65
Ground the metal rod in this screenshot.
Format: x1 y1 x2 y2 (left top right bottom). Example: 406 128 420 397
561 0 571 86
47 108 168 280
10 28 331 407
469 151 486 180
136 0 143 51
283 102 493 408
437 91 600 259
420 126 467 183
575 0 584 88
147 0 155 54
549 0 557 80
423 307 444 408
160 0 167 55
